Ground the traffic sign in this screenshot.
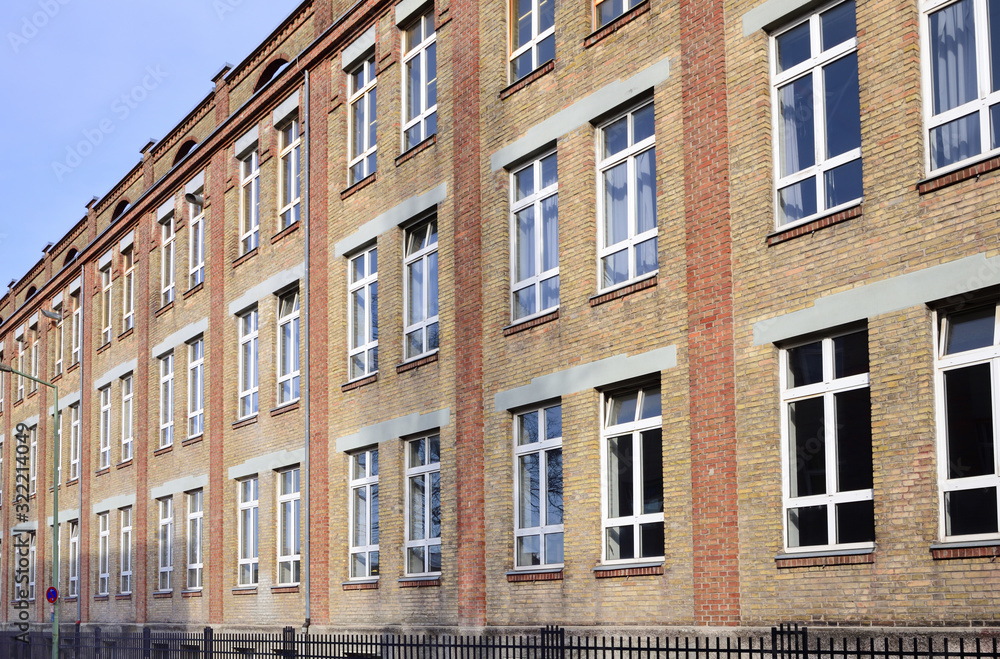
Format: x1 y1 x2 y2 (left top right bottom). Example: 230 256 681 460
46 587 58 604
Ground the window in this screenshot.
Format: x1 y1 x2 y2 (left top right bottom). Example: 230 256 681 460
514 404 563 568
98 512 109 595
120 507 132 594
238 477 259 586
511 152 558 321
16 335 25 400
69 403 80 481
162 215 176 306
510 0 554 81
602 384 663 563
935 304 1000 539
0 356 4 414
403 219 439 360
278 120 301 229
349 56 377 184
405 435 441 575
402 11 437 150
350 448 379 578
188 338 204 437
240 151 260 253
0 438 3 506
277 291 300 405
187 490 203 589
781 329 873 550
121 374 133 462
772 0 861 226
160 353 174 448
28 323 38 392
122 247 135 330
27 532 36 601
189 191 205 288
598 102 657 291
71 291 81 365
55 412 62 485
69 521 79 597
349 246 379 380
100 265 112 344
277 468 301 584
53 302 64 376
158 497 173 591
29 425 37 495
239 309 259 418
596 0 642 28
924 0 1000 172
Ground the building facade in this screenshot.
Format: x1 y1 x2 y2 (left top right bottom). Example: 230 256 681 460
0 0 997 635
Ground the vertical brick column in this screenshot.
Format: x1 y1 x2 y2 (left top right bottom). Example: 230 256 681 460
0 330 9 620
134 217 151 624
681 0 740 626
37 329 49 625
79 263 93 624
305 69 331 626
207 149 228 625
450 0 486 629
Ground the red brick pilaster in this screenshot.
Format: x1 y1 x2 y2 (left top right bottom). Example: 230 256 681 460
681 0 740 626
134 217 151 624
450 0 486 629
79 264 92 623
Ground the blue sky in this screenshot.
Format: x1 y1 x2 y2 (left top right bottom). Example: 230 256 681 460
0 0 304 292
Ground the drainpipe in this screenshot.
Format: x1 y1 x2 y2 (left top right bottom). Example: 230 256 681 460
302 68 311 634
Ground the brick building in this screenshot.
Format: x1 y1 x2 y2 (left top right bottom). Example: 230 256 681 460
0 0 998 636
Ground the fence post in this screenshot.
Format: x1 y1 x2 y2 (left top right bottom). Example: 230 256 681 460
142 626 151 658
74 622 80 659
94 625 101 657
204 626 214 659
771 624 809 659
541 625 565 659
283 626 296 659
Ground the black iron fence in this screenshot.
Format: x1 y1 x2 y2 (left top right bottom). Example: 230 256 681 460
1 624 998 659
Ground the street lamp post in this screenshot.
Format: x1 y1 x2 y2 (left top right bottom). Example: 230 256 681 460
2 352 61 659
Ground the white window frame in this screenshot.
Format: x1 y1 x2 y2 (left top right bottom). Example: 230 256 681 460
120 507 132 594
403 218 439 361
600 384 664 564
277 291 300 405
53 302 64 376
348 245 379 381
69 520 79 597
401 11 437 150
98 512 110 595
161 215 176 306
187 490 204 590
277 467 301 585
404 434 441 576
28 425 37 496
348 56 378 185
770 0 861 228
100 265 112 345
71 291 81 365
510 151 559 322
514 403 564 569
278 119 302 230
29 323 38 391
239 151 260 254
238 309 259 419
921 0 1000 175
596 101 657 292
122 246 135 331
188 338 204 438
160 353 174 448
595 0 642 28
99 387 111 469
238 476 259 586
189 191 205 288
16 336 25 400
933 305 1000 541
121 374 133 462
69 403 80 481
779 328 874 552
158 497 174 591
27 532 36 601
509 0 555 81
349 448 379 579
55 412 62 485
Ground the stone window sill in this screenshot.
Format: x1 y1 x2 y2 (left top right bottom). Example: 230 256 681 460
116 459 132 470
96 342 111 355
342 373 378 392
272 585 300 594
67 362 80 373
118 327 134 341
182 589 203 598
155 301 174 318
95 467 110 477
93 595 109 601
183 282 204 300
153 445 173 457
341 173 377 200
775 548 874 569
930 541 1000 560
233 415 258 429
918 154 1000 194
584 1 650 48
397 351 439 374
396 135 436 167
271 222 300 245
233 248 259 268
343 579 379 591
182 434 204 447
593 562 664 579
270 401 300 417
115 593 132 601
499 60 554 100
153 591 173 599
399 576 440 588
766 204 862 246
503 310 558 336
590 275 657 306
506 569 563 583
232 586 258 595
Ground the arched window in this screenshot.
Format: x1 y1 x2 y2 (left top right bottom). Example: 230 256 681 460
254 58 288 93
174 140 197 166
112 200 130 220
64 248 78 266
25 286 36 300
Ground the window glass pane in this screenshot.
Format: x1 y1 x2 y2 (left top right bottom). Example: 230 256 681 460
931 112 982 171
407 259 424 324
635 238 658 278
946 307 995 354
778 177 818 224
547 448 563 525
945 487 999 536
514 286 536 321
776 21 810 72
778 76 816 176
541 154 557 188
541 196 558 271
633 104 655 144
635 148 656 234
639 521 664 558
407 55 421 121
539 0 554 30
515 208 536 282
608 391 638 425
428 544 441 572
607 435 634 518
836 499 874 543
945 364 996 478
640 386 661 419
991 0 1000 92
824 159 863 209
545 406 561 440
353 488 367 545
787 340 823 387
835 387 872 492
428 252 439 317
821 0 855 51
426 43 437 107
603 162 629 245
641 429 663 514
603 116 628 158
519 453 540 528
929 0 978 115
514 0 532 50
409 474 426 540
824 53 861 158
430 471 441 537
370 484 379 543
519 411 539 445
788 397 826 497
602 250 629 288
515 166 533 201
544 532 563 564
540 276 559 311
517 535 540 566
606 525 634 561
409 437 425 467
991 102 1000 150
787 505 828 547
834 331 868 378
